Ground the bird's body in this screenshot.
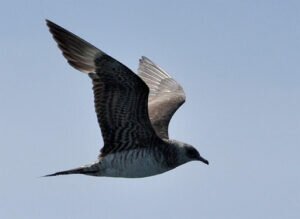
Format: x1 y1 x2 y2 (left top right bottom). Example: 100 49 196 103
45 20 208 178
92 148 171 178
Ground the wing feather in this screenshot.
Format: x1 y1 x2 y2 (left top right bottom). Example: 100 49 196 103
46 20 162 156
138 57 186 139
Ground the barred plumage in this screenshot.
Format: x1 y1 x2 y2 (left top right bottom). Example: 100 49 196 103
44 20 208 178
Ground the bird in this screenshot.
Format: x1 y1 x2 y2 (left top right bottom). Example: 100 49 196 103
45 20 209 178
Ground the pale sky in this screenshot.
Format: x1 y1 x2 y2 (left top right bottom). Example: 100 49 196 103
0 1 299 218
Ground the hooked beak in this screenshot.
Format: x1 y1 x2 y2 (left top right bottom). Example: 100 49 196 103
198 156 209 165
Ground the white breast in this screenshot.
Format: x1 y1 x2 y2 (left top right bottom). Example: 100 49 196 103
98 149 170 178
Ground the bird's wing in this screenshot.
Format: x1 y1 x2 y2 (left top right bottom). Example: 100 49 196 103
46 20 162 156
138 57 186 139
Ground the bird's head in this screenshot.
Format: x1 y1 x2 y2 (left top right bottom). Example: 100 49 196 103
170 140 209 165
183 144 209 165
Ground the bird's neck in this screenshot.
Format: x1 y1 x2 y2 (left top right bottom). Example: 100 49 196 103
163 139 189 167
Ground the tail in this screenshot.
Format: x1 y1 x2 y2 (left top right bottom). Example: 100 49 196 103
43 166 99 177
46 19 105 74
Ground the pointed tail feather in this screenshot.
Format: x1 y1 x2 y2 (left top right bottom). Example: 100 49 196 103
43 166 98 177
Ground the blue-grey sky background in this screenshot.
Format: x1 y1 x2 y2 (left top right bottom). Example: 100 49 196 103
0 0 299 218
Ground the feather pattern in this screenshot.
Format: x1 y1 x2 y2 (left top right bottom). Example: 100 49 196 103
138 57 186 139
46 20 163 157
45 20 209 178
46 19 104 73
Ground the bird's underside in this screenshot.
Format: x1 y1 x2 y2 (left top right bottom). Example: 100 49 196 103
45 20 208 178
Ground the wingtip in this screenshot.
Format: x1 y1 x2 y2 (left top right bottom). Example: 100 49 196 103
139 56 145 63
45 19 61 30
139 56 156 66
140 56 150 62
45 19 53 27
45 19 59 33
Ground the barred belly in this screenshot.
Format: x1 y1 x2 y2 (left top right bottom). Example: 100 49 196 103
98 148 169 178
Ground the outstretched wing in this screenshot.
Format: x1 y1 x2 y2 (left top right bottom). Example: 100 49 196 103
138 57 186 139
46 20 161 156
